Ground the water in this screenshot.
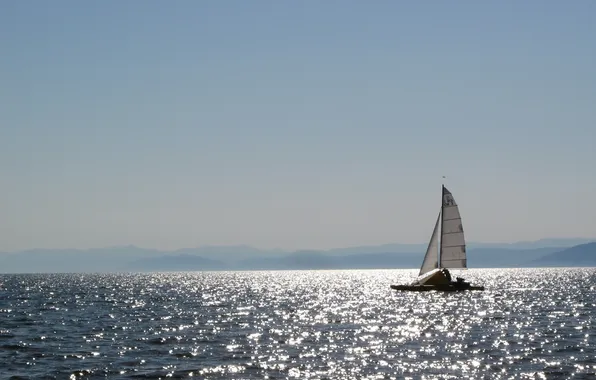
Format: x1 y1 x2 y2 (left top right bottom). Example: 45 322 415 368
0 268 595 379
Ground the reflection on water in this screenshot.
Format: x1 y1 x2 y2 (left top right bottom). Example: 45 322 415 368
0 268 595 378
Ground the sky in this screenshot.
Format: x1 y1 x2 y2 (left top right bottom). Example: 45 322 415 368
1 1 595 252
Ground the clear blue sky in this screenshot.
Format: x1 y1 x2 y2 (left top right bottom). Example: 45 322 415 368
1 1 595 251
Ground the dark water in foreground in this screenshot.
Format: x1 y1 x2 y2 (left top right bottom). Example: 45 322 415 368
0 269 595 379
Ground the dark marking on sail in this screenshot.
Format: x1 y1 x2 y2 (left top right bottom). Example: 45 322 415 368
443 195 456 207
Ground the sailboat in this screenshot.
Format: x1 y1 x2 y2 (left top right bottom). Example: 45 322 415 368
390 185 485 291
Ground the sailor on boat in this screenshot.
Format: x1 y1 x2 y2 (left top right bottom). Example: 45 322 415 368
441 268 452 282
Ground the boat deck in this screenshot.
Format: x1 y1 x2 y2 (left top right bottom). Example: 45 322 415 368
390 284 485 292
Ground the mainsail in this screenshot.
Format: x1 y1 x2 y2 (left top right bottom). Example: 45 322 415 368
419 212 440 276
439 186 467 269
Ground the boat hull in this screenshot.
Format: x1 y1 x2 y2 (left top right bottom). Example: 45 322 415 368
390 284 485 292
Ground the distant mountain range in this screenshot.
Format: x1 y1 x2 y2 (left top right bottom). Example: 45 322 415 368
0 238 594 273
529 242 596 267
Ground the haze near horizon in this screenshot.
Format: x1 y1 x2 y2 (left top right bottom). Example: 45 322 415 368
1 1 595 252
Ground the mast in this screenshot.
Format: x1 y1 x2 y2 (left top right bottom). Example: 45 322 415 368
438 184 445 269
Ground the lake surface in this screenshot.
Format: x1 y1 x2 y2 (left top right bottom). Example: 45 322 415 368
1 268 595 379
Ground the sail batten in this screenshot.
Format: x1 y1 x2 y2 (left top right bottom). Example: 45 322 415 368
419 212 441 276
439 186 467 269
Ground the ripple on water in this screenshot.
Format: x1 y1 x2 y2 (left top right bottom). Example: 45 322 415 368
0 268 595 379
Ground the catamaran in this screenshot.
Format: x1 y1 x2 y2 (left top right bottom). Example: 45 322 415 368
391 185 485 291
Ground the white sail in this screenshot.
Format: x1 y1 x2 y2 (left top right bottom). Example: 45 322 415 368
439 186 467 269
419 212 441 276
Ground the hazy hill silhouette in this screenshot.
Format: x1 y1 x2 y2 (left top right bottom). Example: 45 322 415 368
125 254 226 272
529 242 596 267
0 238 594 273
